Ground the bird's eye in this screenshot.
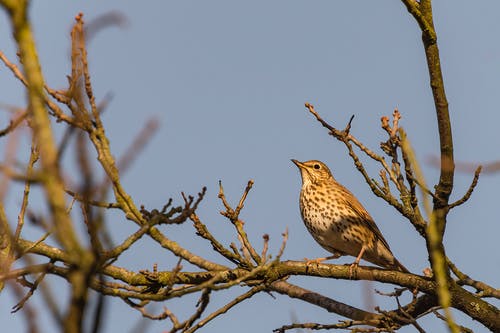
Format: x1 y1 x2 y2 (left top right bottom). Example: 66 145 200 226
313 164 320 170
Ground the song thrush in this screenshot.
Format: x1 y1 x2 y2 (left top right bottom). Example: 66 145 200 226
292 159 408 272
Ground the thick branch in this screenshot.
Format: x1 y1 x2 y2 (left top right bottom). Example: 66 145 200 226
402 1 457 331
14 237 500 331
270 281 379 323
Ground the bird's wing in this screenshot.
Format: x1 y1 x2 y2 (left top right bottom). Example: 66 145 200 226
336 184 393 252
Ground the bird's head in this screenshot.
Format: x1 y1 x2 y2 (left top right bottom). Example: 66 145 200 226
291 159 333 185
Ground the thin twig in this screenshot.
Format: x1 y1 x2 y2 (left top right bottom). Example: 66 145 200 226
433 310 474 333
14 142 39 244
103 223 152 261
65 189 121 209
234 179 254 216
12 260 55 313
184 285 267 333
0 109 28 137
189 213 245 267
261 234 269 261
449 166 482 209
448 259 500 299
275 228 288 260
178 289 211 331
218 181 261 265
116 118 159 173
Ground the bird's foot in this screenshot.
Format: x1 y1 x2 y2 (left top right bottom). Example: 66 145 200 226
303 257 327 266
349 262 359 279
303 254 341 267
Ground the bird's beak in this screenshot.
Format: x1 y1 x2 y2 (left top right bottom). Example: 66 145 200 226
291 159 304 169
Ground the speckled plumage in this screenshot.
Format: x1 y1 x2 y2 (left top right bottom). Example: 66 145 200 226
292 159 408 272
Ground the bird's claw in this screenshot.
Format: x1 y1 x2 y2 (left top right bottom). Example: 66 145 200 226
349 262 359 279
303 257 325 266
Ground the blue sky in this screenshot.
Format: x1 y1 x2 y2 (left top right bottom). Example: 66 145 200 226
1 1 499 332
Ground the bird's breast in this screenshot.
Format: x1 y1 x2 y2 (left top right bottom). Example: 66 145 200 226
299 184 374 251
299 185 346 231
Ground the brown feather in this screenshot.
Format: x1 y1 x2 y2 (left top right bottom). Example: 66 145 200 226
334 181 393 252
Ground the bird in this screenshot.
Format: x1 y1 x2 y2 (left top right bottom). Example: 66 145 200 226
291 159 409 273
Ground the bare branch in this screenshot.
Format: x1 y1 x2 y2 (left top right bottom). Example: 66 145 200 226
218 180 261 265
448 260 500 299
13 141 39 243
184 285 266 333
0 109 28 137
270 280 381 325
12 260 54 313
449 166 482 209
190 213 245 267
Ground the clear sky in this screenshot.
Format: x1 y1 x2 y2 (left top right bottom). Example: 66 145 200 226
1 1 499 332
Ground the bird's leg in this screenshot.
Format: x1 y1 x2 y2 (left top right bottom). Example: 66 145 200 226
349 245 367 278
304 253 342 266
